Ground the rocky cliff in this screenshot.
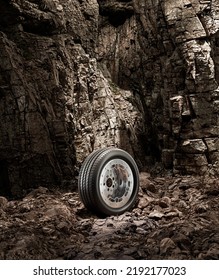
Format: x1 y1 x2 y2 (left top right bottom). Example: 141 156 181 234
0 0 219 196
97 0 219 174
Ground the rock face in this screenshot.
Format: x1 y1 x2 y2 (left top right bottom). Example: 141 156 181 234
97 0 219 175
0 0 219 195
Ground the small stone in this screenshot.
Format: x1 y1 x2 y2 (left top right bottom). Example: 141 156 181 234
146 183 157 193
137 249 147 258
178 200 188 209
159 197 171 208
94 219 106 226
172 233 191 251
138 197 149 209
42 227 55 234
56 221 69 230
148 210 164 219
133 220 147 227
166 210 183 218
168 178 182 190
136 228 147 234
132 208 142 216
123 247 137 255
56 5 63 12
205 246 219 259
140 173 157 193
160 238 177 255
194 203 209 213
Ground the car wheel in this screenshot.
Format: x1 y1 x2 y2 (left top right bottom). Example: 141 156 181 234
78 147 139 216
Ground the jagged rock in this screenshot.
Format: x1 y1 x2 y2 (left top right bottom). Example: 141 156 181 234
137 197 149 209
0 0 219 195
140 173 157 193
148 210 164 219
179 139 207 154
97 0 219 176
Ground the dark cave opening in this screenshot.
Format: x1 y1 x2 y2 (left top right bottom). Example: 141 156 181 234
0 160 11 197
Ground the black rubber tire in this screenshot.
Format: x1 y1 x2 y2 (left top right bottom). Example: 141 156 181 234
78 147 139 216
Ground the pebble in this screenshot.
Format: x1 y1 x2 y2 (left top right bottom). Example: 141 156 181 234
159 197 171 208
133 220 148 227
166 210 182 218
148 210 164 219
160 238 177 255
138 197 149 209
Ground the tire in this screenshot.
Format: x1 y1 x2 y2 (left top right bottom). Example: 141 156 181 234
78 147 139 216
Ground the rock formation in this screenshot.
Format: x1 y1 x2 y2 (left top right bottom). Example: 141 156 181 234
0 0 219 196
97 0 219 175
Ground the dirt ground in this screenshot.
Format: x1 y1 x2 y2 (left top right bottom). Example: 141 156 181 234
0 173 219 260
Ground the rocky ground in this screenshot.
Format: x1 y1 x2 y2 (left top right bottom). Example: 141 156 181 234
0 173 219 260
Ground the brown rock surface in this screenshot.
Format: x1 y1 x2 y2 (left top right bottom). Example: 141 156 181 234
0 1 219 195
97 0 219 175
0 0 219 260
0 0 146 196
0 174 218 260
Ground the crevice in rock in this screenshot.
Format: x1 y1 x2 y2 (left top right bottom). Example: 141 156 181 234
0 160 11 197
203 138 212 165
197 13 210 37
22 19 58 36
185 95 196 120
136 89 161 163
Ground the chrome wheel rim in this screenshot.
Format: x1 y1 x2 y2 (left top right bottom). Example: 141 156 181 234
99 159 134 208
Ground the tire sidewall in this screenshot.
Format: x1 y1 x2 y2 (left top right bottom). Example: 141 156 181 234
93 149 139 215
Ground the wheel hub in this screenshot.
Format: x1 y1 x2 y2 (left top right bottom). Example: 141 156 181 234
99 159 134 208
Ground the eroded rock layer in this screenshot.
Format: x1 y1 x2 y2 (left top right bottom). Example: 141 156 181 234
97 0 219 174
0 0 219 195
